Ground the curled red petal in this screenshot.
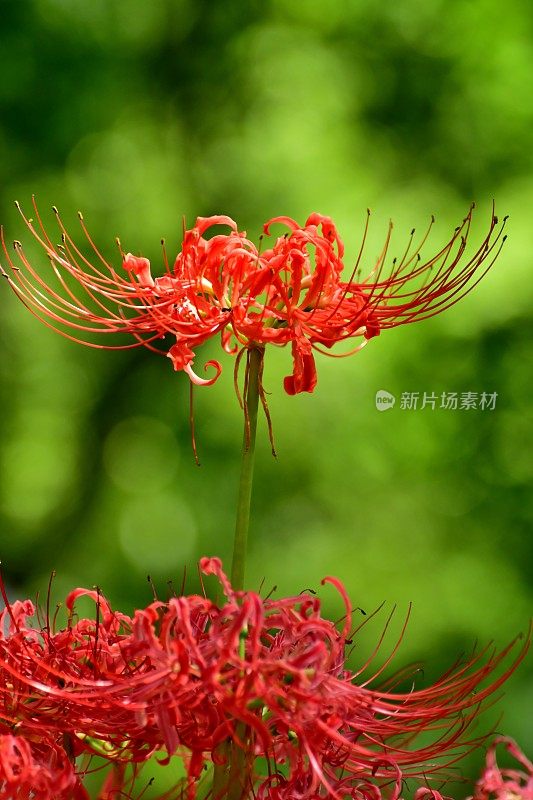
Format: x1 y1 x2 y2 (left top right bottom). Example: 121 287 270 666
167 342 195 371
321 574 352 640
184 359 222 386
122 253 154 287
200 556 235 600
283 338 318 395
194 215 239 236
263 216 300 235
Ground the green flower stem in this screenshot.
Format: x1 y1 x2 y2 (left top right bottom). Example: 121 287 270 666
211 347 262 800
230 345 262 592
226 723 249 800
211 745 229 800
211 723 248 800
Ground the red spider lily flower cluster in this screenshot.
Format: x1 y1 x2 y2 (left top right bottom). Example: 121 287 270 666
469 737 533 800
0 734 86 800
1 201 506 398
0 560 528 800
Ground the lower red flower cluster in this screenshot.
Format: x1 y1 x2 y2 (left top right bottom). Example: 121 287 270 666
0 560 528 800
469 737 533 800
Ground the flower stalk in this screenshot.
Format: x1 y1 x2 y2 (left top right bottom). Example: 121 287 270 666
212 722 249 800
231 345 262 592
212 347 262 799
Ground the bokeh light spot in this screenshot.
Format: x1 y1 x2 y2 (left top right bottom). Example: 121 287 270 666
104 416 180 494
119 493 197 573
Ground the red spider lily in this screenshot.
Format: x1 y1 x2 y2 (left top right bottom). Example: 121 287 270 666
1 200 506 399
0 732 86 800
0 561 528 800
470 737 533 800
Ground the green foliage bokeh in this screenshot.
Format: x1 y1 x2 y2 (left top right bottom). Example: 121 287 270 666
0 0 531 791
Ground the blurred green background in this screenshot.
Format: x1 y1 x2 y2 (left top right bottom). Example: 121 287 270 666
0 0 531 792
